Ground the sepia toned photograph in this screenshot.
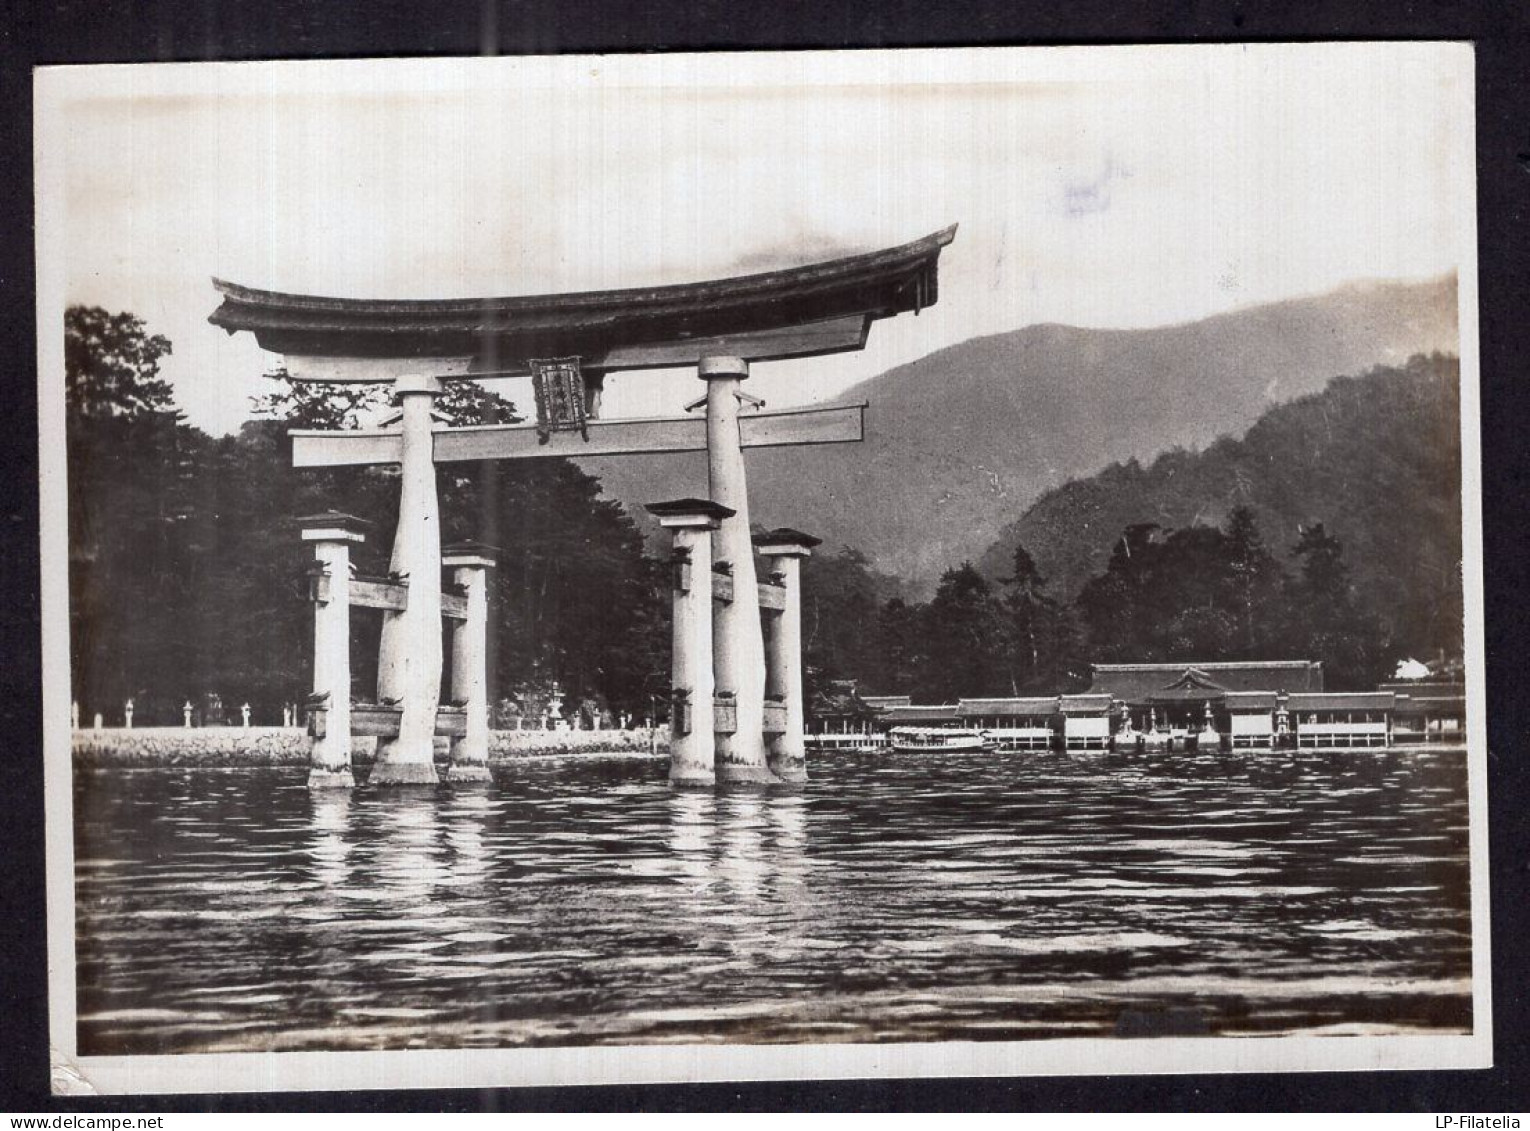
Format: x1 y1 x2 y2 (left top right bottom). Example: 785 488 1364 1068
35 43 1488 1095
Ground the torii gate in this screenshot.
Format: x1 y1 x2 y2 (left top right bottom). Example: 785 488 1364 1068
210 225 955 788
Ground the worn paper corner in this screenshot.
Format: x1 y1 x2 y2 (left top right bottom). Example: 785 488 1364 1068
51 1046 98 1097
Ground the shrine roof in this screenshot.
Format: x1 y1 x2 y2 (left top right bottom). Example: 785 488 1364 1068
1391 691 1467 714
1088 661 1324 700
1377 681 1465 696
1225 691 1279 711
1285 692 1396 712
1058 694 1113 714
879 704 959 724
956 697 1059 717
209 225 957 375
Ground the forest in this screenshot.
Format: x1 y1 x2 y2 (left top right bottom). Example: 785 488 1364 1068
65 306 669 726
65 306 1462 724
803 353 1464 701
799 509 1397 704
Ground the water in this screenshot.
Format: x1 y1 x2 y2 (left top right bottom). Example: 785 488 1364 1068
73 746 1474 1054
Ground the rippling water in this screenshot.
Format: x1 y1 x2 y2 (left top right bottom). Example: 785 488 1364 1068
73 746 1473 1054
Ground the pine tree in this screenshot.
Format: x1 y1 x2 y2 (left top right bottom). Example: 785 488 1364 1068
921 563 1007 700
1287 523 1391 688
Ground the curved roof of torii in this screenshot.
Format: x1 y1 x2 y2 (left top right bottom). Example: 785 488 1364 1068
209 225 957 379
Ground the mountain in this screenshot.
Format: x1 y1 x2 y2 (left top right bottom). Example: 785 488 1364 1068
579 275 1457 591
976 353 1464 659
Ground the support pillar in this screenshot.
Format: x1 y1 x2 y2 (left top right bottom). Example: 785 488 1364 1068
699 356 771 783
646 499 734 787
300 512 368 789
444 541 498 783
755 528 822 783
373 375 444 785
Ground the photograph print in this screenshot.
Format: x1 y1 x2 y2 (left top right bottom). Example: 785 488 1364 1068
36 43 1487 1094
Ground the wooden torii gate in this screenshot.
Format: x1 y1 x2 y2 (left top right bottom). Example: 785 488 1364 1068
210 225 956 788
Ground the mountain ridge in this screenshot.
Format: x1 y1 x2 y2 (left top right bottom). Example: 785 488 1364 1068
580 275 1458 593
975 353 1464 659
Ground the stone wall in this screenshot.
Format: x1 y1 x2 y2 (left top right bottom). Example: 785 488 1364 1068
72 726 310 768
72 726 668 768
487 728 663 759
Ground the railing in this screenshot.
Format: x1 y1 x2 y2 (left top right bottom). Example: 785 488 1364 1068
986 726 1053 750
1295 720 1389 748
805 732 886 748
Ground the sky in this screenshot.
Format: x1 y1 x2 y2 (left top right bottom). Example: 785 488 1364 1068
39 43 1474 435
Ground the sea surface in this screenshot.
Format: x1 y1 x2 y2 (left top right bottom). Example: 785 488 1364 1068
72 746 1474 1054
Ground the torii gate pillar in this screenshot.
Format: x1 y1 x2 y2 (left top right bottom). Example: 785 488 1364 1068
444 542 498 783
647 499 733 787
755 528 822 783
209 226 956 794
300 512 369 789
701 356 772 784
371 374 445 785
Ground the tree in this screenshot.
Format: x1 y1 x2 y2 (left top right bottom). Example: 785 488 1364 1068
1291 522 1349 599
1286 522 1391 688
250 370 387 430
1075 516 1293 664
65 308 204 718
1224 506 1284 655
65 306 175 419
919 563 1008 700
1003 543 1045 600
66 331 671 723
872 596 922 694
987 354 1464 671
250 371 524 431
1075 522 1164 662
999 542 1077 693
799 547 892 691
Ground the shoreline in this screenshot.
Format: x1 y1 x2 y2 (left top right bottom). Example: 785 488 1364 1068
68 726 1464 769
71 726 669 769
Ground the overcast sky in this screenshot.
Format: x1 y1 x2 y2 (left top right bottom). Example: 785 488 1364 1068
39 43 1473 435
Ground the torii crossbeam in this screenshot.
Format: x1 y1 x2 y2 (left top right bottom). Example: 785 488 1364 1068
288 401 868 467
211 225 956 787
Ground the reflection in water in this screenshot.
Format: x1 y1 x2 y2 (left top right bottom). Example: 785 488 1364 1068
442 788 491 890
668 789 715 893
768 793 809 907
73 748 1474 1053
375 801 448 902
307 790 353 893
720 794 766 905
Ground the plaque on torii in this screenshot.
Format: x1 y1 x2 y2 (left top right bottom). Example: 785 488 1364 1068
211 225 956 786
